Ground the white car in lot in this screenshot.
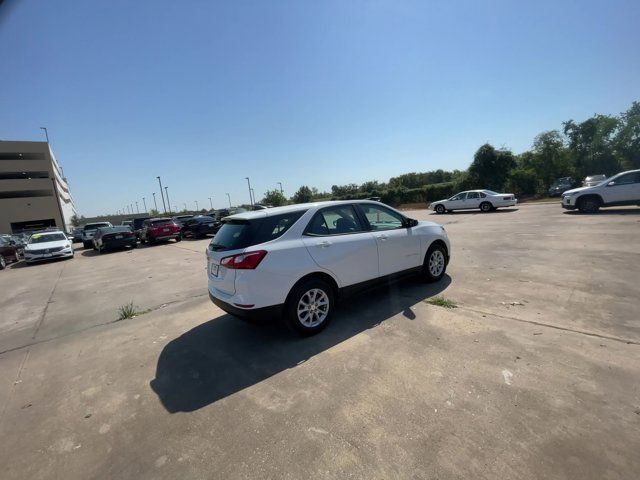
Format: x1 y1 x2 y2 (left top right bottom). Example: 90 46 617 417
24 231 74 264
206 200 450 335
429 190 517 214
82 222 112 249
562 169 640 213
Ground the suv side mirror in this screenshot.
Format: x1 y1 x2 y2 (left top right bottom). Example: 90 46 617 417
607 181 616 186
404 218 418 228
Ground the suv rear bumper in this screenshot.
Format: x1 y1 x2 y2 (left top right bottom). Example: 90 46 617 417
208 291 283 320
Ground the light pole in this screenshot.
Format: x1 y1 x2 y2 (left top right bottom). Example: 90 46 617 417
157 176 167 214
40 127 49 143
135 201 139 214
208 197 213 209
152 192 158 212
130 203 133 215
142 197 147 212
277 182 284 195
250 188 256 206
164 186 171 214
226 193 231 208
195 200 199 211
183 202 187 212
245 177 253 206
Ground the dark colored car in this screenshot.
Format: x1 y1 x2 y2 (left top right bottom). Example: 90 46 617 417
0 236 23 269
172 215 194 226
181 215 220 238
131 217 151 240
141 218 182 244
93 226 137 253
548 177 578 197
71 227 84 243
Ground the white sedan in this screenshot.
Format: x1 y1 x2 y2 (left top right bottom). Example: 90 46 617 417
429 190 517 214
24 231 74 263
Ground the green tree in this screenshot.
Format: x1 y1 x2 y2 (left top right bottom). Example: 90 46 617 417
70 214 84 227
292 185 313 204
563 114 620 177
468 144 516 190
614 101 640 170
261 189 287 206
149 208 160 216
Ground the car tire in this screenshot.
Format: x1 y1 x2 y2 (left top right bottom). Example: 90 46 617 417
423 243 447 283
175 235 182 242
82 241 91 249
0 256 6 270
578 197 600 213
480 202 493 213
284 278 335 336
435 204 446 214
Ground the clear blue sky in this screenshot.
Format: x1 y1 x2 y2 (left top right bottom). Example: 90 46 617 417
1 0 638 216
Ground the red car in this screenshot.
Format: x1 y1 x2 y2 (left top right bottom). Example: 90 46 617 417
140 218 182 244
0 236 23 269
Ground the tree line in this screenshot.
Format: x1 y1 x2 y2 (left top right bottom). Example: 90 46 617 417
261 100 639 207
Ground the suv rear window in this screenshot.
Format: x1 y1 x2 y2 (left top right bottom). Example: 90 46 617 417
151 219 173 226
209 210 306 251
84 223 110 230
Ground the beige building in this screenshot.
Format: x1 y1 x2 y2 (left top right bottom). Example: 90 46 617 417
0 141 77 233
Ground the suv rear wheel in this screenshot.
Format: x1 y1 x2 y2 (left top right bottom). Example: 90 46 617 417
284 278 335 336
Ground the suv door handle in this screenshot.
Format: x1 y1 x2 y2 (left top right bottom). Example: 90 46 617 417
376 234 388 241
316 240 332 248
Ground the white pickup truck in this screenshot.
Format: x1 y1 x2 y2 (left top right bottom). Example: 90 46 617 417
562 169 640 213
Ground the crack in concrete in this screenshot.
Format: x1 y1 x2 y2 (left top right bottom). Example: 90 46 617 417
0 292 209 356
457 305 640 346
30 262 67 340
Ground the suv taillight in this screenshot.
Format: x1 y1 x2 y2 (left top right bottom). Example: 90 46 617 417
220 250 267 270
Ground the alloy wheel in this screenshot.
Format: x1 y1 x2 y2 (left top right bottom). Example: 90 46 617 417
428 249 445 277
297 288 330 327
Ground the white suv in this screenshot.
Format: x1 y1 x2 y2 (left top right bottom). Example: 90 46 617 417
562 169 640 213
206 200 450 335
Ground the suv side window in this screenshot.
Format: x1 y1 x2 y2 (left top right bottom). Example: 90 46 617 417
252 211 307 244
305 205 365 236
611 172 640 185
358 203 404 231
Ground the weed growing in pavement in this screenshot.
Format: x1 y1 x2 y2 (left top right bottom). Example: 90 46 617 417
116 302 148 321
426 296 458 309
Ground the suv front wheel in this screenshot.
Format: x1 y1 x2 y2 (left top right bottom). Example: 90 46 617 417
284 278 335 336
578 196 600 213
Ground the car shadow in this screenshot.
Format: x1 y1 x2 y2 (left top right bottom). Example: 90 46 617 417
150 274 451 413
80 247 136 257
430 208 519 215
563 208 640 216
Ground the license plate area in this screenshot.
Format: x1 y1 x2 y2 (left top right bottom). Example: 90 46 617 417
163 228 170 232
210 263 219 276
115 235 123 239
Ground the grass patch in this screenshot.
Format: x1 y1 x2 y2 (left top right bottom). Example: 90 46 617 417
426 296 458 309
116 302 149 321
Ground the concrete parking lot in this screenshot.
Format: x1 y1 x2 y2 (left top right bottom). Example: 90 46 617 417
1 203 639 479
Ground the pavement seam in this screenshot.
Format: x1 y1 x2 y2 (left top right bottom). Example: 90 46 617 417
30 262 67 340
0 348 30 428
0 292 209 356
457 305 640 345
